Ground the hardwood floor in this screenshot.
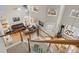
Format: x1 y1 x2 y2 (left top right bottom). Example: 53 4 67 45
7 42 28 53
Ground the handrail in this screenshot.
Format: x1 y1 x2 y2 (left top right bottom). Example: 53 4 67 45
30 39 79 46
1 26 79 48
38 27 79 46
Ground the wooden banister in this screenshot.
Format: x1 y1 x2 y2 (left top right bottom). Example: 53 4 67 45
30 39 79 46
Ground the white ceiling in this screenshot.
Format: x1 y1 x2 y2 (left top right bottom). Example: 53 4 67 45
0 5 23 15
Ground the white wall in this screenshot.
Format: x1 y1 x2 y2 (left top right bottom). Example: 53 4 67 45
5 5 27 25
0 5 28 26
0 29 7 52
29 5 47 21
0 37 7 53
29 5 61 36
61 5 79 28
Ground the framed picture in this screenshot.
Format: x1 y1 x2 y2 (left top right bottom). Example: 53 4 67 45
32 6 39 13
2 23 8 28
1 21 8 29
48 8 57 16
12 17 20 22
70 9 76 17
70 9 79 18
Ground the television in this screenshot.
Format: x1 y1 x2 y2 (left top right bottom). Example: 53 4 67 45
38 21 44 27
12 17 20 22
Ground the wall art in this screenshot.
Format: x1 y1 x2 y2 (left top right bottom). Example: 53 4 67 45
48 8 57 16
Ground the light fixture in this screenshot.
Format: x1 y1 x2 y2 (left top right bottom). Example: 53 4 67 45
16 8 21 11
24 16 28 19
